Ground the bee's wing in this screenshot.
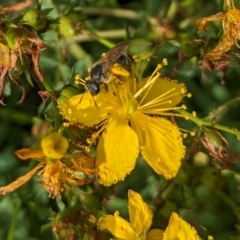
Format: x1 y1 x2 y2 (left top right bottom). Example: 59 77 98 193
102 41 130 73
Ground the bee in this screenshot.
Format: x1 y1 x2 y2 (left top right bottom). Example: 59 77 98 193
85 41 131 96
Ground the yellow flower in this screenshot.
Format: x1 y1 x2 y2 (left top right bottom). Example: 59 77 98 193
60 58 188 186
163 212 201 240
97 190 206 240
0 132 95 198
97 189 164 240
41 132 69 159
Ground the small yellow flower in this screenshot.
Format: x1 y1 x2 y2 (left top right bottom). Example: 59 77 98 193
163 212 201 240
97 190 206 240
97 189 164 240
60 58 187 186
0 132 94 198
41 132 69 159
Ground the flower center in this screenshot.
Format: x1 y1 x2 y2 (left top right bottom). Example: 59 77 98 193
127 98 137 115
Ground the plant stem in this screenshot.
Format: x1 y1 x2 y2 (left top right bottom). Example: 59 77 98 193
71 29 131 43
176 109 240 139
85 24 115 48
81 7 139 20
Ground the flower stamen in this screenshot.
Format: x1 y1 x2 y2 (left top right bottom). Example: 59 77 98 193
75 74 87 86
134 73 160 99
87 120 109 147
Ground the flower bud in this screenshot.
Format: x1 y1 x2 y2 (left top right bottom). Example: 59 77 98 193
201 128 225 153
128 39 154 59
5 26 29 50
200 128 229 163
59 13 82 37
58 85 82 105
41 132 69 159
22 9 47 31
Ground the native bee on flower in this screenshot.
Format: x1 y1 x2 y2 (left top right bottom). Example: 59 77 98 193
85 41 131 96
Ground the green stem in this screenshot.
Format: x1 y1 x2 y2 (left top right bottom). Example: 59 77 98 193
176 109 240 139
66 41 88 59
69 29 129 43
85 24 115 48
81 7 139 20
81 7 158 38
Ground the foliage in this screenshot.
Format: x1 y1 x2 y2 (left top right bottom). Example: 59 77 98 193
1 0 240 239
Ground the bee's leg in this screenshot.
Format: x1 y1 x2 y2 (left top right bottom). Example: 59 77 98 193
92 96 99 109
79 92 85 104
103 83 108 92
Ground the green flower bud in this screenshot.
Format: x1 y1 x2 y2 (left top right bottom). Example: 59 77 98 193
59 13 82 37
201 128 225 152
22 9 47 31
5 26 29 50
58 85 82 105
128 39 154 59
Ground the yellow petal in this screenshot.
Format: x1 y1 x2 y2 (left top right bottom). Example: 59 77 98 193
97 214 137 240
15 148 45 160
163 212 201 240
41 132 69 159
131 112 185 179
59 92 112 127
128 190 153 236
0 161 45 195
137 78 186 112
147 229 164 240
96 115 139 186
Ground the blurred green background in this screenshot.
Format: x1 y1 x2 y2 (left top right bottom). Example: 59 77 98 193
1 0 240 239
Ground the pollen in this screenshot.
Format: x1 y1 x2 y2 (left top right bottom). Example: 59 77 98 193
182 105 187 110
114 211 120 216
183 133 188 138
192 111 197 117
162 58 168 65
181 87 187 94
190 131 196 136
